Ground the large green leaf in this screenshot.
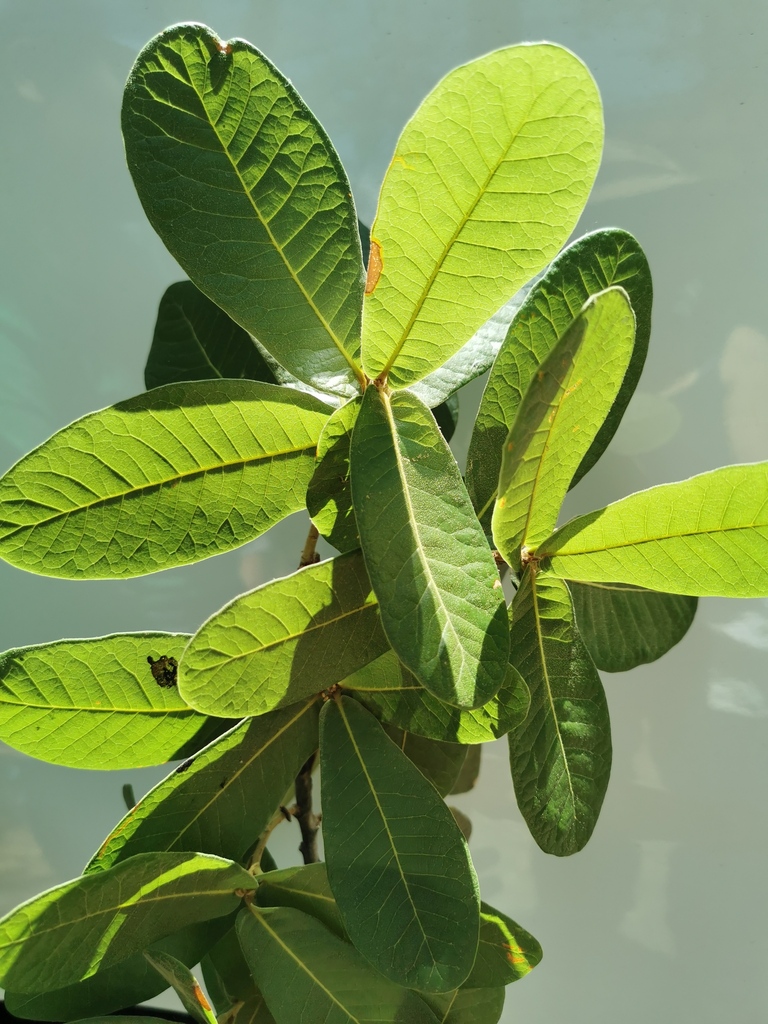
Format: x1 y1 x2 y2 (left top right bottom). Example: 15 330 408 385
570 581 697 672
346 651 529 744
0 852 254 993
237 906 439 1024
145 281 277 390
540 463 768 597
423 988 505 1024
467 229 652 526
124 23 365 398
202 925 276 1024
466 901 542 988
0 381 330 579
350 387 508 709
320 696 479 992
255 863 346 939
508 572 611 855
491 287 635 565
144 950 217 1024
86 698 319 872
450 744 481 795
383 726 469 797
0 633 222 769
306 399 360 553
361 44 603 388
178 552 388 717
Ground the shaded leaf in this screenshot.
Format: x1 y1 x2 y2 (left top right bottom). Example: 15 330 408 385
237 906 439 1023
508 572 611 855
384 726 468 797
70 1018 172 1024
350 386 508 709
124 23 364 397
144 950 217 1024
491 287 635 565
540 463 768 597
448 807 472 843
362 44 602 388
255 863 345 939
347 651 529 744
423 987 505 1024
467 901 542 988
450 744 481 795
320 696 479 992
178 552 388 717
570 581 697 672
468 229 652 526
306 399 359 553
0 381 330 579
432 393 459 443
86 698 319 872
0 852 254 993
202 925 276 1024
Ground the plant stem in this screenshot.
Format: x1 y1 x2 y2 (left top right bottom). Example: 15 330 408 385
299 522 320 568
292 752 321 864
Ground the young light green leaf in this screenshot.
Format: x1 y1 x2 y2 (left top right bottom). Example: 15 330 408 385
320 696 480 993
306 399 360 552
145 281 278 391
570 581 697 671
0 852 254 994
144 950 217 1024
467 229 652 526
492 287 635 565
202 925 276 1024
0 632 220 769
0 381 330 579
350 387 508 709
383 726 469 797
237 906 439 1024
508 572 611 855
255 863 346 939
124 23 365 397
178 552 388 717
540 463 768 597
85 698 319 873
346 651 530 744
362 44 603 388
450 744 481 795
423 987 505 1024
466 901 542 988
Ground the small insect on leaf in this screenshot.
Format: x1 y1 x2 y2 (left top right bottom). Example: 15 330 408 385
147 654 178 688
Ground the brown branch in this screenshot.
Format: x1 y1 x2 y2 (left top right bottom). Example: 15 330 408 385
299 522 321 568
291 752 321 864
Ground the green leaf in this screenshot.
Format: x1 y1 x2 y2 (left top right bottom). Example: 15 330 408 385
346 651 529 744
178 552 388 717
361 44 603 388
570 581 697 672
3 919 232 1022
145 281 278 390
85 698 319 873
0 380 330 579
306 399 360 553
0 851 254 993
432 393 459 444
423 987 505 1024
383 726 469 797
202 926 276 1024
491 287 635 565
467 229 652 526
70 1018 172 1024
237 906 439 1024
0 633 220 769
320 696 480 992
350 387 508 709
255 863 346 939
144 950 217 1024
123 23 365 397
448 807 473 843
540 463 768 597
450 744 481 795
508 572 611 855
466 901 542 988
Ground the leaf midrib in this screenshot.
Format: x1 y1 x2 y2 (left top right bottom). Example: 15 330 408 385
541 519 768 559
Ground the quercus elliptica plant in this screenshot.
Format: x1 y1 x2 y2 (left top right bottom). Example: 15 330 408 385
0 20 764 1024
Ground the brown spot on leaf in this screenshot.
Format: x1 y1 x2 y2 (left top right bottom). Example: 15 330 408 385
193 984 212 1011
365 240 383 295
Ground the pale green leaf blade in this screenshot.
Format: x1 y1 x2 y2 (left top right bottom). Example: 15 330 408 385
467 229 652 526
466 901 542 988
350 387 508 709
144 950 217 1024
85 698 319 873
540 463 768 597
203 925 276 1024
508 572 611 855
145 281 278 390
383 726 469 797
570 581 697 671
450 744 481 795
320 696 480 993
123 24 364 397
0 633 221 769
306 398 360 553
362 44 603 388
255 863 346 939
346 651 530 744
423 988 505 1024
491 287 636 564
237 906 439 1024
0 381 330 579
0 852 254 993
178 552 388 717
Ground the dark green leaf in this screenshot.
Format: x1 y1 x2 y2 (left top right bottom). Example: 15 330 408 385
350 386 508 709
432 393 459 443
202 925 276 1024
570 581 697 672
306 398 359 553
448 807 473 843
178 552 388 717
383 726 469 797
255 863 345 939
467 229 652 528
86 698 319 873
0 381 330 579
508 572 611 855
450 745 481 795
320 696 480 992
70 1018 172 1024
423 987 505 1024
144 950 217 1024
466 901 542 988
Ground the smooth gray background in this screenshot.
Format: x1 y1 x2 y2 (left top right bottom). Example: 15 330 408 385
0 1 767 1020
